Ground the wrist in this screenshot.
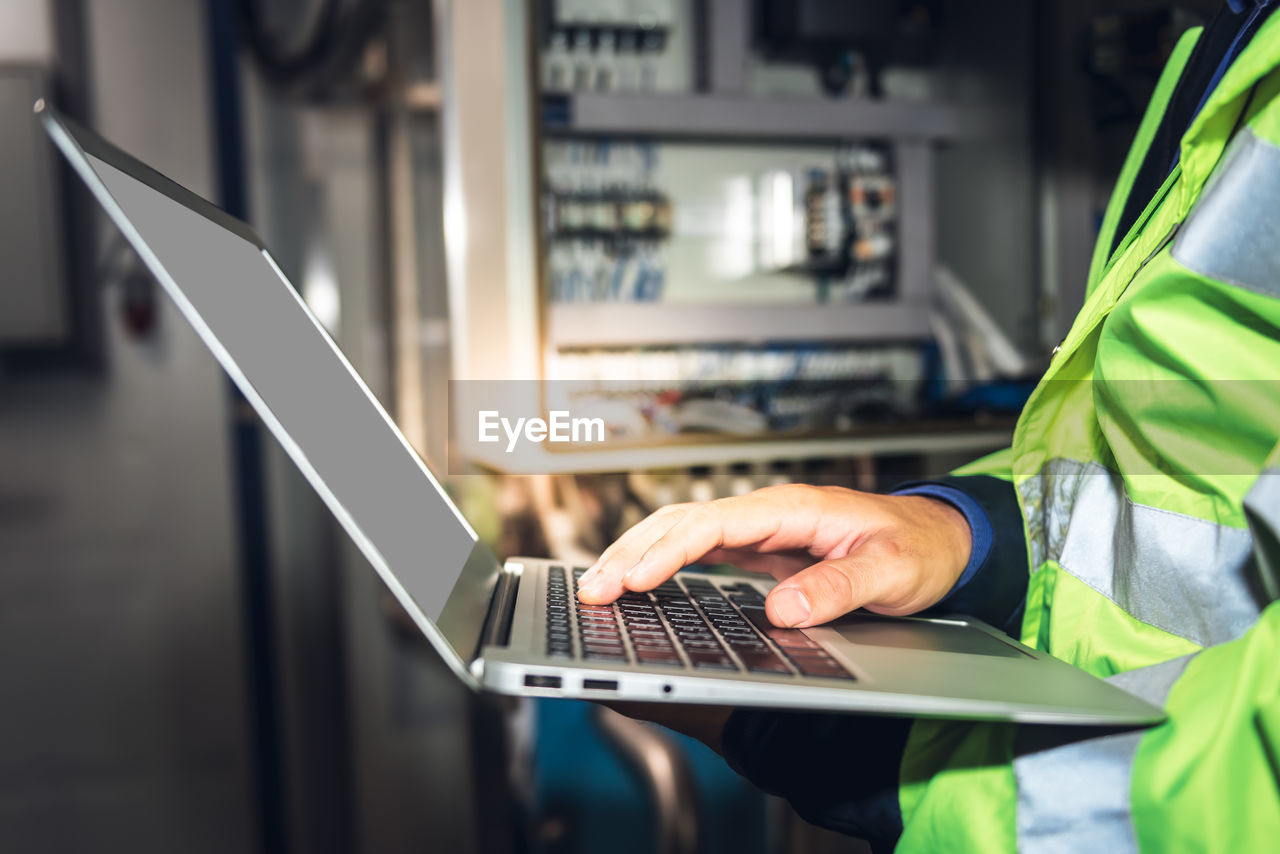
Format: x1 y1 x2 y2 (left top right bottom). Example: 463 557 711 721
890 483 994 605
895 494 973 589
931 496 973 578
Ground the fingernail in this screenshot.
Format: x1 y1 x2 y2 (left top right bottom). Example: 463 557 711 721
771 587 811 627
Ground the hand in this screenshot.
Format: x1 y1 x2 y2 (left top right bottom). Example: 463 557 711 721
576 485 971 628
601 701 734 755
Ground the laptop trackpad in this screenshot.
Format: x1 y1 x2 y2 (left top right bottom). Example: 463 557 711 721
830 613 1031 659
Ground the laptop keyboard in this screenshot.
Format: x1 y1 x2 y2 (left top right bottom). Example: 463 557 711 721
544 566 854 680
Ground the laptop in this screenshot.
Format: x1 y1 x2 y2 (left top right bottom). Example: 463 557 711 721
39 103 1164 726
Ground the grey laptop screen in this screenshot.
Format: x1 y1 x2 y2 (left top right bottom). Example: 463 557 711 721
75 147 479 625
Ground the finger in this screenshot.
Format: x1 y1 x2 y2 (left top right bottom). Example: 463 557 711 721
595 502 696 573
700 548 812 580
764 551 895 628
586 484 857 602
622 491 805 591
578 504 692 603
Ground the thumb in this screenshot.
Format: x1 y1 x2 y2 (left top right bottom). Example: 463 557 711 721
764 552 891 628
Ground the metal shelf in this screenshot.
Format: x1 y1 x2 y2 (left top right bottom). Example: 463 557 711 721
541 92 962 141
547 301 932 348
464 423 1014 475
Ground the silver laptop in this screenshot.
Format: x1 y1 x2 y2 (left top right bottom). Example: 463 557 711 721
40 103 1163 726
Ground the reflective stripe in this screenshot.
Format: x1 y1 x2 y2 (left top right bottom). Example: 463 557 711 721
1014 654 1195 854
1244 467 1280 604
1172 128 1280 299
1019 459 1259 646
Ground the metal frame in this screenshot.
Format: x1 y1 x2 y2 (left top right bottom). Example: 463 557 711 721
547 300 930 347
464 424 1013 476
543 91 961 141
706 0 748 93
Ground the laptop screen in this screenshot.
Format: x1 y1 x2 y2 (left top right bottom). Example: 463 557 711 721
58 125 481 635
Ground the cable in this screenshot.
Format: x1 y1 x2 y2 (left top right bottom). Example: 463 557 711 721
236 0 342 87
236 0 390 93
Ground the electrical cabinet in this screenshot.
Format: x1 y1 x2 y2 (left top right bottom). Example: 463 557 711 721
441 0 1016 473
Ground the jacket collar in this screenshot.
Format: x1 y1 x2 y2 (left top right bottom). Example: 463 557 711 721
1177 10 1280 214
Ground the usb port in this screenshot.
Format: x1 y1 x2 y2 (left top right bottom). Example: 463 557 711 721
524 674 562 689
582 679 618 691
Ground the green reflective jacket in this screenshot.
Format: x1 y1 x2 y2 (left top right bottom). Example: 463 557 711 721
896 17 1280 853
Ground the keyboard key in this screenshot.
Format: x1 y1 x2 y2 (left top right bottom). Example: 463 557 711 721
731 646 770 656
631 643 675 654
783 647 831 660
792 658 854 679
767 631 817 649
635 644 679 656
628 627 670 637
737 652 793 674
582 646 625 656
688 653 736 670
736 604 773 628
629 628 671 638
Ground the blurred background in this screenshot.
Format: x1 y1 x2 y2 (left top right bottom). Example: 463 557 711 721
0 0 1220 852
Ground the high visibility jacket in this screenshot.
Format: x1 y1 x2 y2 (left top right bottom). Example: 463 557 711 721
896 16 1280 853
